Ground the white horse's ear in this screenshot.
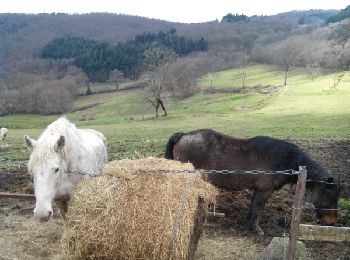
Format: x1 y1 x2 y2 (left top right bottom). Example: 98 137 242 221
54 135 65 152
24 135 36 150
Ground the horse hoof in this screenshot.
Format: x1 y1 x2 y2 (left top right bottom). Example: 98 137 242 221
257 229 264 236
249 226 265 235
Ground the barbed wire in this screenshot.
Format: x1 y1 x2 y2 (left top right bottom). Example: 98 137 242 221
292 206 350 214
306 179 350 188
140 168 299 175
64 170 99 177
64 168 350 188
140 169 350 187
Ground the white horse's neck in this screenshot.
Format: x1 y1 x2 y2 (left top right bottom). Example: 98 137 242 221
56 172 84 197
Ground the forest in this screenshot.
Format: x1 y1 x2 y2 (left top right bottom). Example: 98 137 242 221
41 30 207 81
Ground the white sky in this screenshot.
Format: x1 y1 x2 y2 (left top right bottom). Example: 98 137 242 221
0 0 349 23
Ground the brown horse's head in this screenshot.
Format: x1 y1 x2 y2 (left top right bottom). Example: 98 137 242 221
311 177 341 225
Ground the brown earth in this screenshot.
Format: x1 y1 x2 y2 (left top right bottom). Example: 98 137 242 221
0 139 350 259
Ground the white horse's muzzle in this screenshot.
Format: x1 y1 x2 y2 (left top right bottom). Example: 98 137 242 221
34 203 53 221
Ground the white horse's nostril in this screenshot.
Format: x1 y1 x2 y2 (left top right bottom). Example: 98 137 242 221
48 210 53 218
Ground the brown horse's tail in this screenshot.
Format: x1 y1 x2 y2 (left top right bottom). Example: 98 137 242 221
164 132 185 159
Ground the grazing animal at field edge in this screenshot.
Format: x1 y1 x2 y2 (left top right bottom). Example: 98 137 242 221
164 129 340 235
24 117 108 221
0 127 8 140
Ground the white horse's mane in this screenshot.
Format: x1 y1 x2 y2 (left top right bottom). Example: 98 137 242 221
29 117 81 165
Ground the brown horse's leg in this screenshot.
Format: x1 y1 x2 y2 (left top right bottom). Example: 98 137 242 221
247 189 273 235
55 200 69 219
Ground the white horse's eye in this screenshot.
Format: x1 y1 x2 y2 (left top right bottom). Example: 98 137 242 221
54 168 59 173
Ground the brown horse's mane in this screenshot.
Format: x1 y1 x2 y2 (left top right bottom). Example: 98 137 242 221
247 136 330 181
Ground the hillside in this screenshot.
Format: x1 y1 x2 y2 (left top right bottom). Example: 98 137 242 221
1 64 349 140
0 11 349 118
0 10 345 74
0 13 181 72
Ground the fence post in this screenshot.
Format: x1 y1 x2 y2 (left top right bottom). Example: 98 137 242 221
285 166 307 260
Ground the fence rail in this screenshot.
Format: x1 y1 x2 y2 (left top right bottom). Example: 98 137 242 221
0 192 68 201
299 224 350 242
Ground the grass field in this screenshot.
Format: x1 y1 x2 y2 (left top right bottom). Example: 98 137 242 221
1 64 350 165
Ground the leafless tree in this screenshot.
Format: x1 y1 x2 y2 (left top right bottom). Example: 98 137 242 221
326 21 350 90
109 69 124 92
0 63 88 115
235 52 250 87
209 72 216 87
272 37 303 86
165 58 201 98
143 70 168 117
307 63 321 81
142 48 176 117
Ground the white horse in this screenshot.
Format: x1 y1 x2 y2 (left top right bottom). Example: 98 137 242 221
24 117 107 220
0 127 8 140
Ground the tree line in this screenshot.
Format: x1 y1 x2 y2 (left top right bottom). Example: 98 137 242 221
41 30 208 81
0 60 87 115
326 5 350 24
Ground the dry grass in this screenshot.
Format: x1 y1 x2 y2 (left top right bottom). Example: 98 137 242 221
195 234 263 260
0 213 63 260
62 157 218 259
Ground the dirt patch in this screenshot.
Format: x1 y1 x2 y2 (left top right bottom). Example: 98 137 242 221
203 85 279 95
0 169 32 193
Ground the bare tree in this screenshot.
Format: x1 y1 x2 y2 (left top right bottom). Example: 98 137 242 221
209 72 216 87
307 63 321 81
163 56 207 99
142 48 176 117
235 52 250 87
327 21 350 90
273 37 302 86
109 69 124 92
0 64 87 115
143 70 168 117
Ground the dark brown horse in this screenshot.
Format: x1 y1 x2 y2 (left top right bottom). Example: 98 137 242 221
164 129 340 235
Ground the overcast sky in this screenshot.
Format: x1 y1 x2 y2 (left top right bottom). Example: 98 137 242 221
1 0 349 23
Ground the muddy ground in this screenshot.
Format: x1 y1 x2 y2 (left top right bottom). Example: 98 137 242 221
0 139 350 259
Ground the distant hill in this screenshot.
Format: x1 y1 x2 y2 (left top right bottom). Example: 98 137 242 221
227 9 338 25
0 9 342 74
272 9 338 24
326 5 350 24
0 13 181 73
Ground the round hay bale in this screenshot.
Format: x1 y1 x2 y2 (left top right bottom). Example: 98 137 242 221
62 157 218 259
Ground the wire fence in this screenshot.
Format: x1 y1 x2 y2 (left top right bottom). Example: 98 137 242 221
139 168 350 188
1 165 350 258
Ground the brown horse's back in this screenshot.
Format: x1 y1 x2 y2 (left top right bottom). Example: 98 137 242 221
169 129 283 191
173 129 247 168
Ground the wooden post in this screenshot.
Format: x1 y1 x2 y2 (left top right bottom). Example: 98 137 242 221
285 166 307 260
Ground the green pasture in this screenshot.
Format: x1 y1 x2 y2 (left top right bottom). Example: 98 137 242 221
1 64 350 168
